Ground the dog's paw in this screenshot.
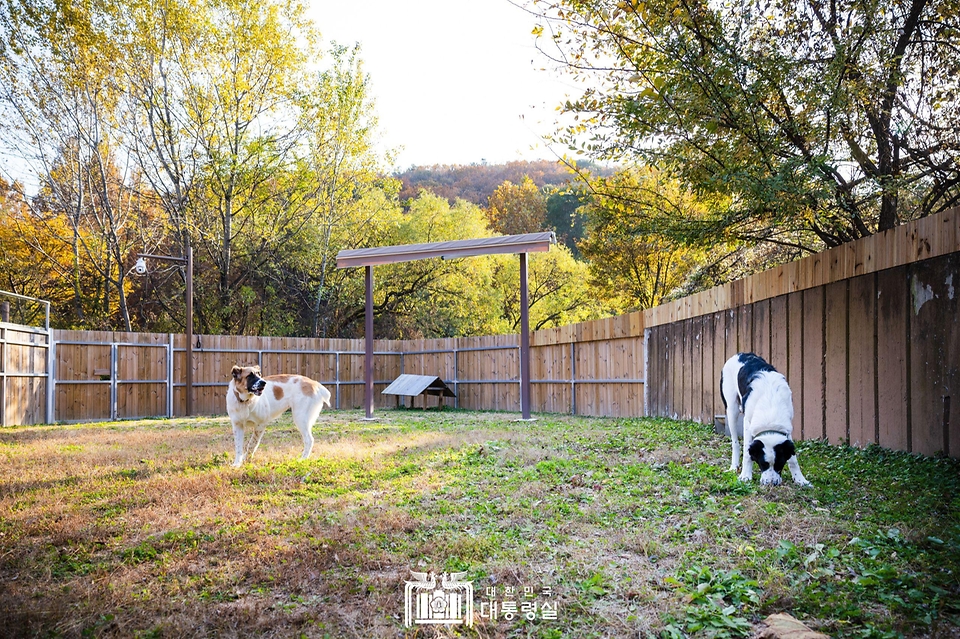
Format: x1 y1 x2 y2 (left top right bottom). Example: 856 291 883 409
737 472 752 483
728 464 739 473
760 469 782 486
794 479 813 488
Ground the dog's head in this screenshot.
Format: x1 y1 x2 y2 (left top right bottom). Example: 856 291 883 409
748 434 796 485
231 365 266 398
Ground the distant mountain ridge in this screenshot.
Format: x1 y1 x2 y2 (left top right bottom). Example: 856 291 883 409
395 160 584 207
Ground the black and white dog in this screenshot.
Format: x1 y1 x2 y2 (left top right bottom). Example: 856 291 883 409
720 353 812 487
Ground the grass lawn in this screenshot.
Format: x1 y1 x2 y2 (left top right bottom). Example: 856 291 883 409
0 410 958 638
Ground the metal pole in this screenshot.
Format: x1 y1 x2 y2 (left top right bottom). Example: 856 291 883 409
643 327 650 417
520 252 531 420
47 330 55 424
110 343 118 420
0 322 5 427
185 245 194 416
44 301 53 422
1 301 9 323
335 352 341 410
167 334 174 418
364 265 374 419
138 251 192 415
571 341 576 415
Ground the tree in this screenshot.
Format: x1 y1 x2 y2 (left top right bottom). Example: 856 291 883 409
396 160 578 207
335 192 503 339
491 244 605 331
297 44 386 338
0 0 394 336
31 144 158 330
578 167 712 310
486 176 548 235
0 178 75 325
532 0 960 251
119 0 335 333
0 0 157 330
545 186 589 256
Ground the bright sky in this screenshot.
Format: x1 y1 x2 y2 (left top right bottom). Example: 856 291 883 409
309 0 576 170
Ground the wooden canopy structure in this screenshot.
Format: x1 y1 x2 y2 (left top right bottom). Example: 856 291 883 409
336 232 556 420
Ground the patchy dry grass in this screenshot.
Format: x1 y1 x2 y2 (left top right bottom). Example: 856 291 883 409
0 411 958 638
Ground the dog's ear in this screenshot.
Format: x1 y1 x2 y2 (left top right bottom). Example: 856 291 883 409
252 365 261 375
773 439 796 473
231 365 243 381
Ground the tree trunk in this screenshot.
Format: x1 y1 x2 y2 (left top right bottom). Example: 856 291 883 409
879 190 899 232
221 187 233 327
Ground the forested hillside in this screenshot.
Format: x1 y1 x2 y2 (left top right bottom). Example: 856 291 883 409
395 160 585 206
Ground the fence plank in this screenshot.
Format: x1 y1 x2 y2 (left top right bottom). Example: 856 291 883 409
701 314 716 425
824 280 848 445
786 292 805 438
683 319 695 420
737 305 753 354
848 274 878 448
876 267 910 452
949 267 960 459
909 256 958 456
712 311 728 420
802 287 825 440
769 295 788 375
754 298 770 361
672 322 683 419
692 317 705 422
654 326 666 417
653 326 666 417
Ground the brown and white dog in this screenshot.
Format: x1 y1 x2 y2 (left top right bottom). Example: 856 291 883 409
226 365 331 467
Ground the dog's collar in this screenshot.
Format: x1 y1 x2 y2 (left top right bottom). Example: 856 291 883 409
754 430 788 440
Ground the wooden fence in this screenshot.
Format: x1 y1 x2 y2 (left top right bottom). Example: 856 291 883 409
401 312 645 417
643 208 960 458
48 315 645 423
53 332 399 421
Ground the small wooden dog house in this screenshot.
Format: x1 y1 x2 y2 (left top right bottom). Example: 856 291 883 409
382 374 456 410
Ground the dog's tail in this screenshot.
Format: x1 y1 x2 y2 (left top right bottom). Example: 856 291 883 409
320 385 332 409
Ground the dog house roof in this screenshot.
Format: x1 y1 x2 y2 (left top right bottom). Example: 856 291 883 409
381 374 456 398
336 232 556 268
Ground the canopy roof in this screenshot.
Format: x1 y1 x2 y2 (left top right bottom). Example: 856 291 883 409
334 231 555 421
336 232 556 268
